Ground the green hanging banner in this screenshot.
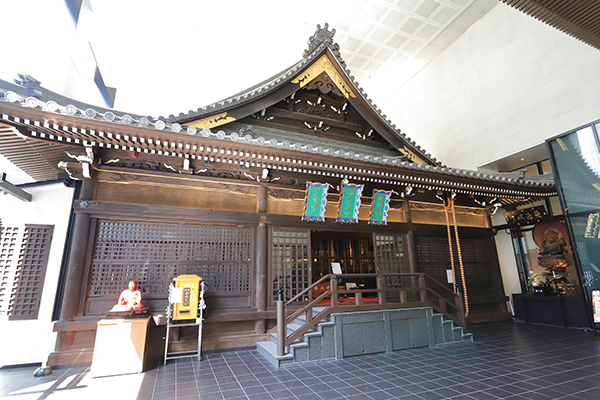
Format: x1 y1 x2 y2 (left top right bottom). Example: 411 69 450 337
337 182 363 223
369 189 391 225
302 182 328 222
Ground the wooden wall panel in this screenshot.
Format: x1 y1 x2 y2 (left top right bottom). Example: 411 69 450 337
410 202 488 228
96 181 257 213
266 195 407 223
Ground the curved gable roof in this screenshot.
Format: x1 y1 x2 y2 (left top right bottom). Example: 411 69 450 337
172 24 439 166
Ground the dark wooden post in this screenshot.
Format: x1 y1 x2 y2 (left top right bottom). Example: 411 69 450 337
377 275 386 304
404 200 419 301
255 185 268 334
330 276 338 309
55 176 96 351
419 274 427 303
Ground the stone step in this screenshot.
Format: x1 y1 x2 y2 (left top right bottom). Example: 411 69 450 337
433 313 473 343
257 307 474 368
432 314 445 344
256 341 294 367
452 326 465 342
442 319 455 343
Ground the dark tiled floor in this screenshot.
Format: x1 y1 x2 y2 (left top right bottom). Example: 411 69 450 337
2 321 600 399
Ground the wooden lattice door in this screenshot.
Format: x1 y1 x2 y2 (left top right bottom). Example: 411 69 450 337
271 229 310 303
374 234 408 301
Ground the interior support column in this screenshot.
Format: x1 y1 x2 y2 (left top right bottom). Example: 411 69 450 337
403 200 418 273
404 200 419 301
55 177 96 351
406 231 418 274
255 185 268 334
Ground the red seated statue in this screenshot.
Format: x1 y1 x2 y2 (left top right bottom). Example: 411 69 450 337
110 279 145 311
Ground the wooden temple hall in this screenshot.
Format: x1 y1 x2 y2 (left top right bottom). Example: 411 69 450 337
0 25 555 366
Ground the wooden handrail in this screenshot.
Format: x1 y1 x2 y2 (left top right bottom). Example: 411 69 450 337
274 272 466 356
286 275 330 305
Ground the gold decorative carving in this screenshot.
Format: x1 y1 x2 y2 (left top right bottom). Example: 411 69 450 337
281 178 307 187
409 201 487 215
202 169 242 180
102 173 147 183
102 159 178 173
292 55 356 99
186 112 236 129
304 74 344 98
267 188 305 200
398 147 428 165
389 200 404 210
228 185 256 195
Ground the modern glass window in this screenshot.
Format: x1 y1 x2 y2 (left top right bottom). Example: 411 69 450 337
549 121 600 320
550 126 600 215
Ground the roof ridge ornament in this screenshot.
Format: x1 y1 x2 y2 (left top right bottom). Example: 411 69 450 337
13 73 43 98
303 23 338 57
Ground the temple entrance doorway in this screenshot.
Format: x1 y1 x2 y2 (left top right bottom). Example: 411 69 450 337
270 229 407 303
311 231 408 301
311 231 375 282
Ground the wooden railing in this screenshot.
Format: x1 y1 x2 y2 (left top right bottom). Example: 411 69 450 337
272 273 465 357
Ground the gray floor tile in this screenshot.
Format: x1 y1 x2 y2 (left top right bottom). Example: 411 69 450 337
1 321 600 400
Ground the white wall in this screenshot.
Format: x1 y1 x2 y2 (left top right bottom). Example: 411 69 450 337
491 211 521 313
384 3 600 306
0 182 74 367
387 3 600 170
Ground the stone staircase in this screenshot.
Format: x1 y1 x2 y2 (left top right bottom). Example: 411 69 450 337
257 307 473 367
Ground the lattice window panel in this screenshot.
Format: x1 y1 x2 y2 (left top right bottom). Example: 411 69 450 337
415 234 453 286
375 234 409 291
94 222 251 262
0 226 20 315
415 234 493 288
271 229 310 303
89 221 252 296
89 263 251 296
461 238 492 284
0 225 53 320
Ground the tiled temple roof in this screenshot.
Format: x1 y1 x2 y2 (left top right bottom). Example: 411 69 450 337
0 24 556 198
169 24 439 166
0 76 555 192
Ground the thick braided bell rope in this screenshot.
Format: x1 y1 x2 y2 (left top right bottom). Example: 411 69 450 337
443 199 457 293
449 197 469 318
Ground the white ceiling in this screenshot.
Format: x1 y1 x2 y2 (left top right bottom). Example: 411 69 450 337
331 0 480 82
0 0 499 183
86 0 497 118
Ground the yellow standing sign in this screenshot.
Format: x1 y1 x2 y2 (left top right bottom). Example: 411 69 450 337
171 274 202 320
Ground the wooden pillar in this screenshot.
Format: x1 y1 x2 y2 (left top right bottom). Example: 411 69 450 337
404 200 419 301
55 177 96 351
255 185 268 334
404 200 418 274
406 231 418 274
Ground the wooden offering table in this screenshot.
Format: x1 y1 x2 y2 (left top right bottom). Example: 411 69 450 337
91 317 158 377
